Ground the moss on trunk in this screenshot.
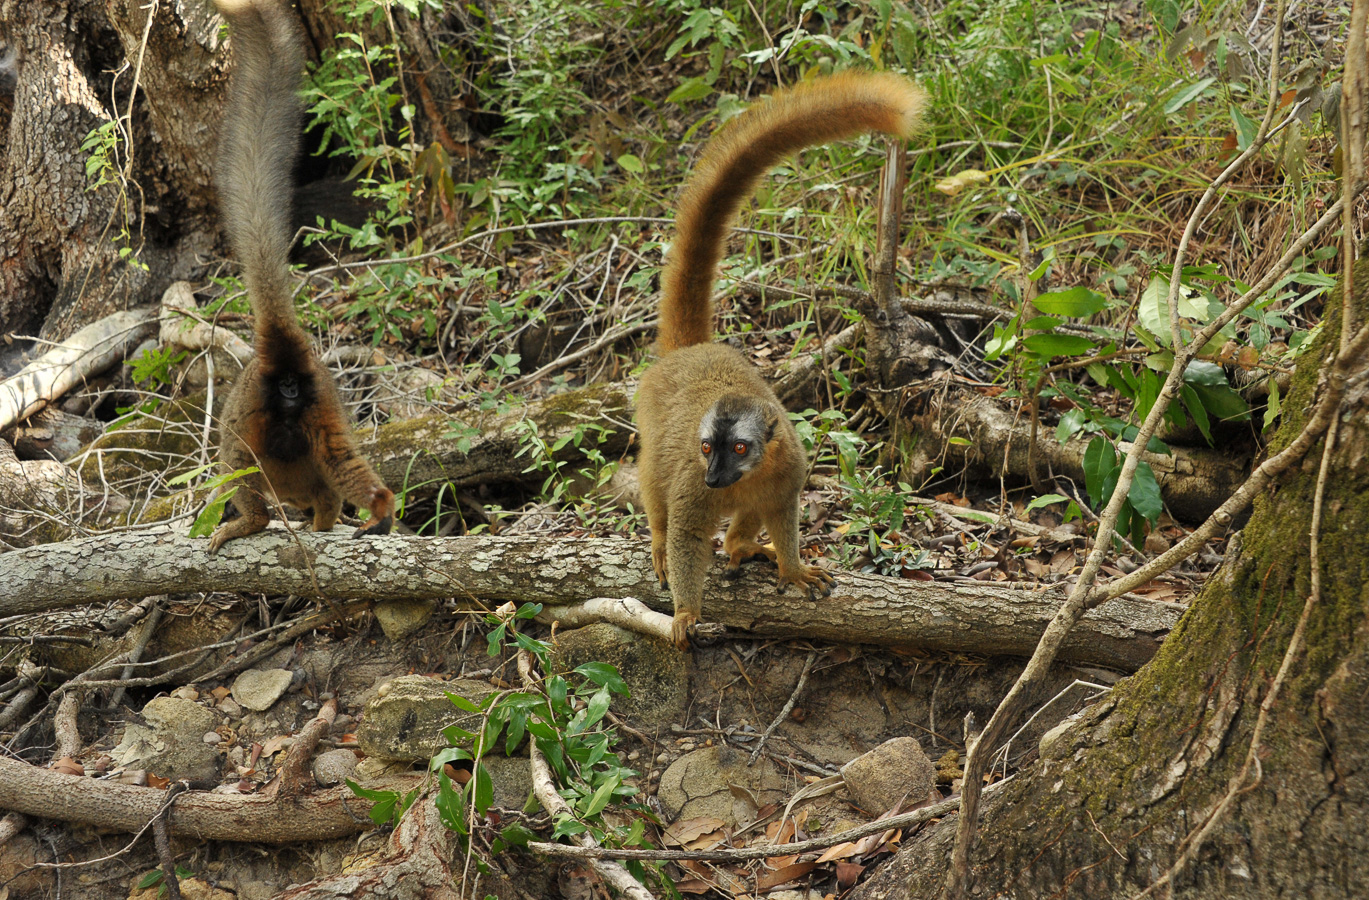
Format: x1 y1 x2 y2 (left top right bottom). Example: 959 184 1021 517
851 263 1369 899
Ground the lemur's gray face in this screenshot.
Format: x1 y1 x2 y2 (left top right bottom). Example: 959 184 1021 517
699 396 775 489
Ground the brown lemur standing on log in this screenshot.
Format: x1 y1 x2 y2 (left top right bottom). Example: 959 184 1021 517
638 71 926 649
205 0 393 553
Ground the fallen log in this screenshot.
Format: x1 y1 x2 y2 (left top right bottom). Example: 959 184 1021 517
0 756 420 843
0 529 1183 671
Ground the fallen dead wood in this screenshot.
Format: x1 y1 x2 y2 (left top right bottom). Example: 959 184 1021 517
1 529 1183 671
0 307 159 433
0 756 421 842
899 385 1250 522
358 380 634 497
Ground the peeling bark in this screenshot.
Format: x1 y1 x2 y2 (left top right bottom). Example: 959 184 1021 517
0 530 1182 671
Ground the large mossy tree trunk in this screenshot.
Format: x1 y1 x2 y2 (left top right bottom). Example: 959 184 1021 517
852 268 1369 898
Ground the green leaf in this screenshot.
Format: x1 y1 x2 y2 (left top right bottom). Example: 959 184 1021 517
491 823 538 853
167 464 212 487
551 813 587 840
435 770 468 835
582 774 620 818
471 762 494 815
667 77 713 104
1129 461 1163 523
1022 333 1096 357
1083 437 1116 508
1190 382 1250 422
1023 315 1062 331
1024 494 1070 513
1180 384 1213 444
347 779 402 828
446 693 480 714
616 154 643 174
1138 275 1208 344
1181 359 1228 385
1033 286 1108 318
189 487 237 539
574 662 628 696
1263 380 1282 431
1229 104 1259 150
583 687 612 728
1164 77 1216 114
138 870 166 890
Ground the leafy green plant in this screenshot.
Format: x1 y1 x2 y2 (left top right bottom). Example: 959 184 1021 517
169 465 261 538
80 121 150 272
128 346 189 388
1081 436 1162 547
349 604 669 889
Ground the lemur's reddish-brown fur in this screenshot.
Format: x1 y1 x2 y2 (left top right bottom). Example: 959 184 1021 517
206 0 393 553
637 72 927 648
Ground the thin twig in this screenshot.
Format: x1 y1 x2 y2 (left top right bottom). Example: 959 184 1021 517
528 779 1012 862
749 652 816 764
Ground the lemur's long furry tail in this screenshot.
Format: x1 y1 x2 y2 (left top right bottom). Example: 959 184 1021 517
657 71 927 354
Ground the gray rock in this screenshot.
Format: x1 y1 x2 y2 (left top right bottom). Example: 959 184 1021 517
840 736 937 814
374 598 437 641
480 755 533 810
231 669 294 711
549 623 687 728
657 745 787 826
356 676 496 762
113 700 224 786
312 748 360 787
142 697 216 736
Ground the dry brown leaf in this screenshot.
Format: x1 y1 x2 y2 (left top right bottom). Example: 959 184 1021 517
664 816 728 846
260 734 291 757
673 878 713 895
816 840 859 863
836 861 866 888
146 772 170 789
756 860 817 890
50 757 83 777
680 860 746 894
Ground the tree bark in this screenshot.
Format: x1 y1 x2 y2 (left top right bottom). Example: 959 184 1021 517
0 755 420 843
849 266 1369 899
0 530 1182 671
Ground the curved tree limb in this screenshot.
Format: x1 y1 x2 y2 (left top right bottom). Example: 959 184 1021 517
0 307 158 433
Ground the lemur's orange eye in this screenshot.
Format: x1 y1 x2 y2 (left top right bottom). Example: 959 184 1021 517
701 440 712 455
733 441 747 455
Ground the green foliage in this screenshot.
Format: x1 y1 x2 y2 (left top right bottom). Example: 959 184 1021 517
127 346 189 388
346 778 421 828
168 465 261 538
80 121 150 272
345 604 671 891
512 417 621 527
1082 436 1163 547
